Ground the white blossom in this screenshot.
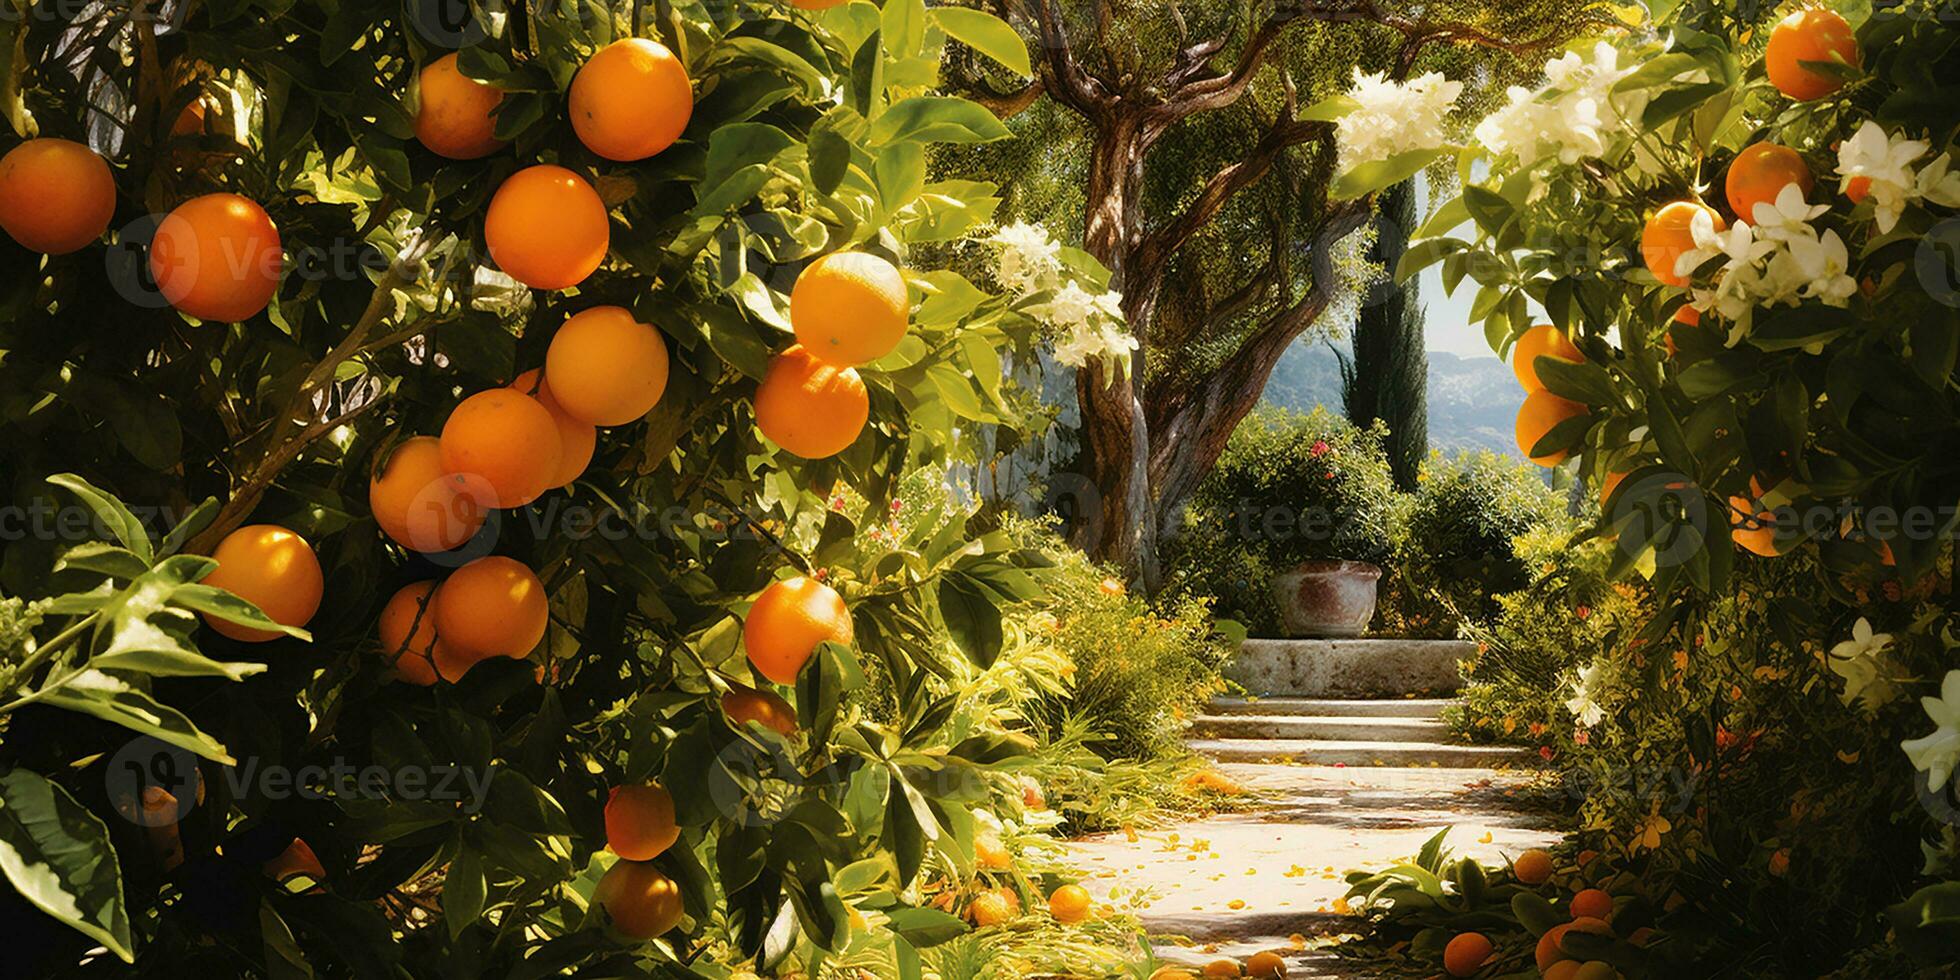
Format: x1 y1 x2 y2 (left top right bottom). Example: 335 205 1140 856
1903 670 1960 794
1565 662 1607 728
1837 121 1929 233
1915 153 1960 208
1828 617 1896 710
1472 42 1646 167
1337 69 1463 171
1749 182 1830 243
987 221 1064 296
1788 229 1858 307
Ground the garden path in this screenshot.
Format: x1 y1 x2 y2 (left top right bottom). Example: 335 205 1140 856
1064 642 1562 977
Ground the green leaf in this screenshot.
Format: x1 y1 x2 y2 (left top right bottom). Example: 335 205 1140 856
868 97 1010 147
47 475 151 563
1395 238 1466 284
931 7 1030 76
0 769 133 963
808 127 852 196
1536 357 1620 407
444 843 486 940
936 577 1002 668
1330 147 1446 201
171 584 312 641
883 906 968 947
53 543 149 581
881 0 927 59
1297 93 1360 122
36 669 235 763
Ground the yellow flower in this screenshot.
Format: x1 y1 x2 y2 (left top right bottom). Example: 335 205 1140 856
1630 804 1671 853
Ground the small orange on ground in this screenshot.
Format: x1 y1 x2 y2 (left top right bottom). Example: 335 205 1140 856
483 164 609 289
1049 884 1093 924
150 193 283 321
0 138 117 254
1516 389 1586 467
1246 950 1287 978
544 306 670 426
413 53 506 159
594 859 684 940
975 834 1013 870
605 783 680 861
569 38 693 161
1202 960 1242 978
370 436 490 552
1765 8 1859 102
201 525 323 642
433 555 549 660
1099 577 1126 595
754 345 870 459
262 837 326 883
378 581 471 685
1569 888 1613 921
743 575 852 685
1511 324 1583 392
791 251 911 366
1183 769 1247 795
1725 143 1814 223
440 388 564 508
1444 932 1493 977
722 684 798 735
1513 848 1554 885
1641 201 1722 288
968 889 1014 927
510 369 596 488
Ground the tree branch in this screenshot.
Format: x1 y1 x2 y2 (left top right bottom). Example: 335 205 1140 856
1130 115 1327 289
1009 0 1101 113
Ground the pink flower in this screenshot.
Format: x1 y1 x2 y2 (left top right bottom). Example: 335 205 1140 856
1310 440 1331 458
1539 746 1556 761
1574 729 1590 746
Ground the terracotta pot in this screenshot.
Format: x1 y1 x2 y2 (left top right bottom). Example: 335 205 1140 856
1271 560 1382 638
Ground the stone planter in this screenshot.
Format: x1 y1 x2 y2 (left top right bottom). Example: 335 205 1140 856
1271 560 1382 638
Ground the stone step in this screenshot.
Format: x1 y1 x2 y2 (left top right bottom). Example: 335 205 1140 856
1225 638 1474 698
1189 714 1447 742
1190 737 1538 769
1208 696 1452 719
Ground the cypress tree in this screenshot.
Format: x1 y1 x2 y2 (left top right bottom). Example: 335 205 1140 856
1341 180 1429 490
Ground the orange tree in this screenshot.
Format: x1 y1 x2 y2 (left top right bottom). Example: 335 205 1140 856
0 0 1093 974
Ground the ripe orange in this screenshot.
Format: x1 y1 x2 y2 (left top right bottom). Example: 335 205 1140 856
1730 493 1785 558
149 193 283 321
1245 951 1287 979
483 164 609 289
433 555 549 660
1536 917 1613 971
743 575 852 685
1513 848 1554 885
569 38 693 161
1511 324 1583 392
1048 884 1092 924
377 581 472 685
201 525 323 642
605 783 680 861
0 138 117 254
1443 932 1493 977
1765 8 1859 102
510 369 596 488
170 96 210 137
1542 963 1582 980
721 684 798 735
1569 888 1613 921
1516 389 1586 467
262 837 326 883
543 306 670 426
440 388 564 508
370 436 490 552
791 252 911 366
1573 962 1620 980
1674 304 1701 327
594 860 684 940
975 834 1013 870
1202 961 1242 978
1641 201 1722 288
413 53 506 160
1725 143 1814 223
1600 471 1629 513
754 345 870 459
968 890 1012 927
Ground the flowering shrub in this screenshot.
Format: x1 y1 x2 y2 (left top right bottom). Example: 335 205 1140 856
982 221 1138 373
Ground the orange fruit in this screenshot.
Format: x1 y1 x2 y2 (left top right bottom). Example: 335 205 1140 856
1569 888 1613 921
1246 951 1287 979
1674 304 1701 327
433 555 549 660
483 164 609 289
1202 961 1242 978
1536 917 1613 971
413 52 506 159
439 388 564 508
370 436 490 552
170 96 210 137
968 889 1014 927
262 837 326 883
1048 884 1092 924
510 369 596 488
1725 143 1814 223
754 345 870 459
1511 324 1583 392
1516 389 1586 467
543 306 670 426
791 252 911 366
1513 848 1554 886
594 860 684 940
1573 962 1619 980
1844 175 1872 203
200 525 323 642
0 138 117 254
1444 932 1493 977
1542 963 1583 980
569 38 693 161
1730 494 1785 558
1641 201 1722 288
1600 471 1629 513
1765 8 1858 102
1627 927 1656 947
605 783 680 861
975 834 1012 870
743 575 852 685
149 193 283 321
377 581 472 684
721 684 798 735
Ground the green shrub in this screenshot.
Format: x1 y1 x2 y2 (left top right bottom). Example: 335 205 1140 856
1163 406 1403 635
1379 450 1571 637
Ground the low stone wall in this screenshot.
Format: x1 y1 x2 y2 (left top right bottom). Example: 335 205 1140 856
1223 638 1475 698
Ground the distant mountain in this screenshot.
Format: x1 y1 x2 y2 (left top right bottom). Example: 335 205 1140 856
1261 341 1527 458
